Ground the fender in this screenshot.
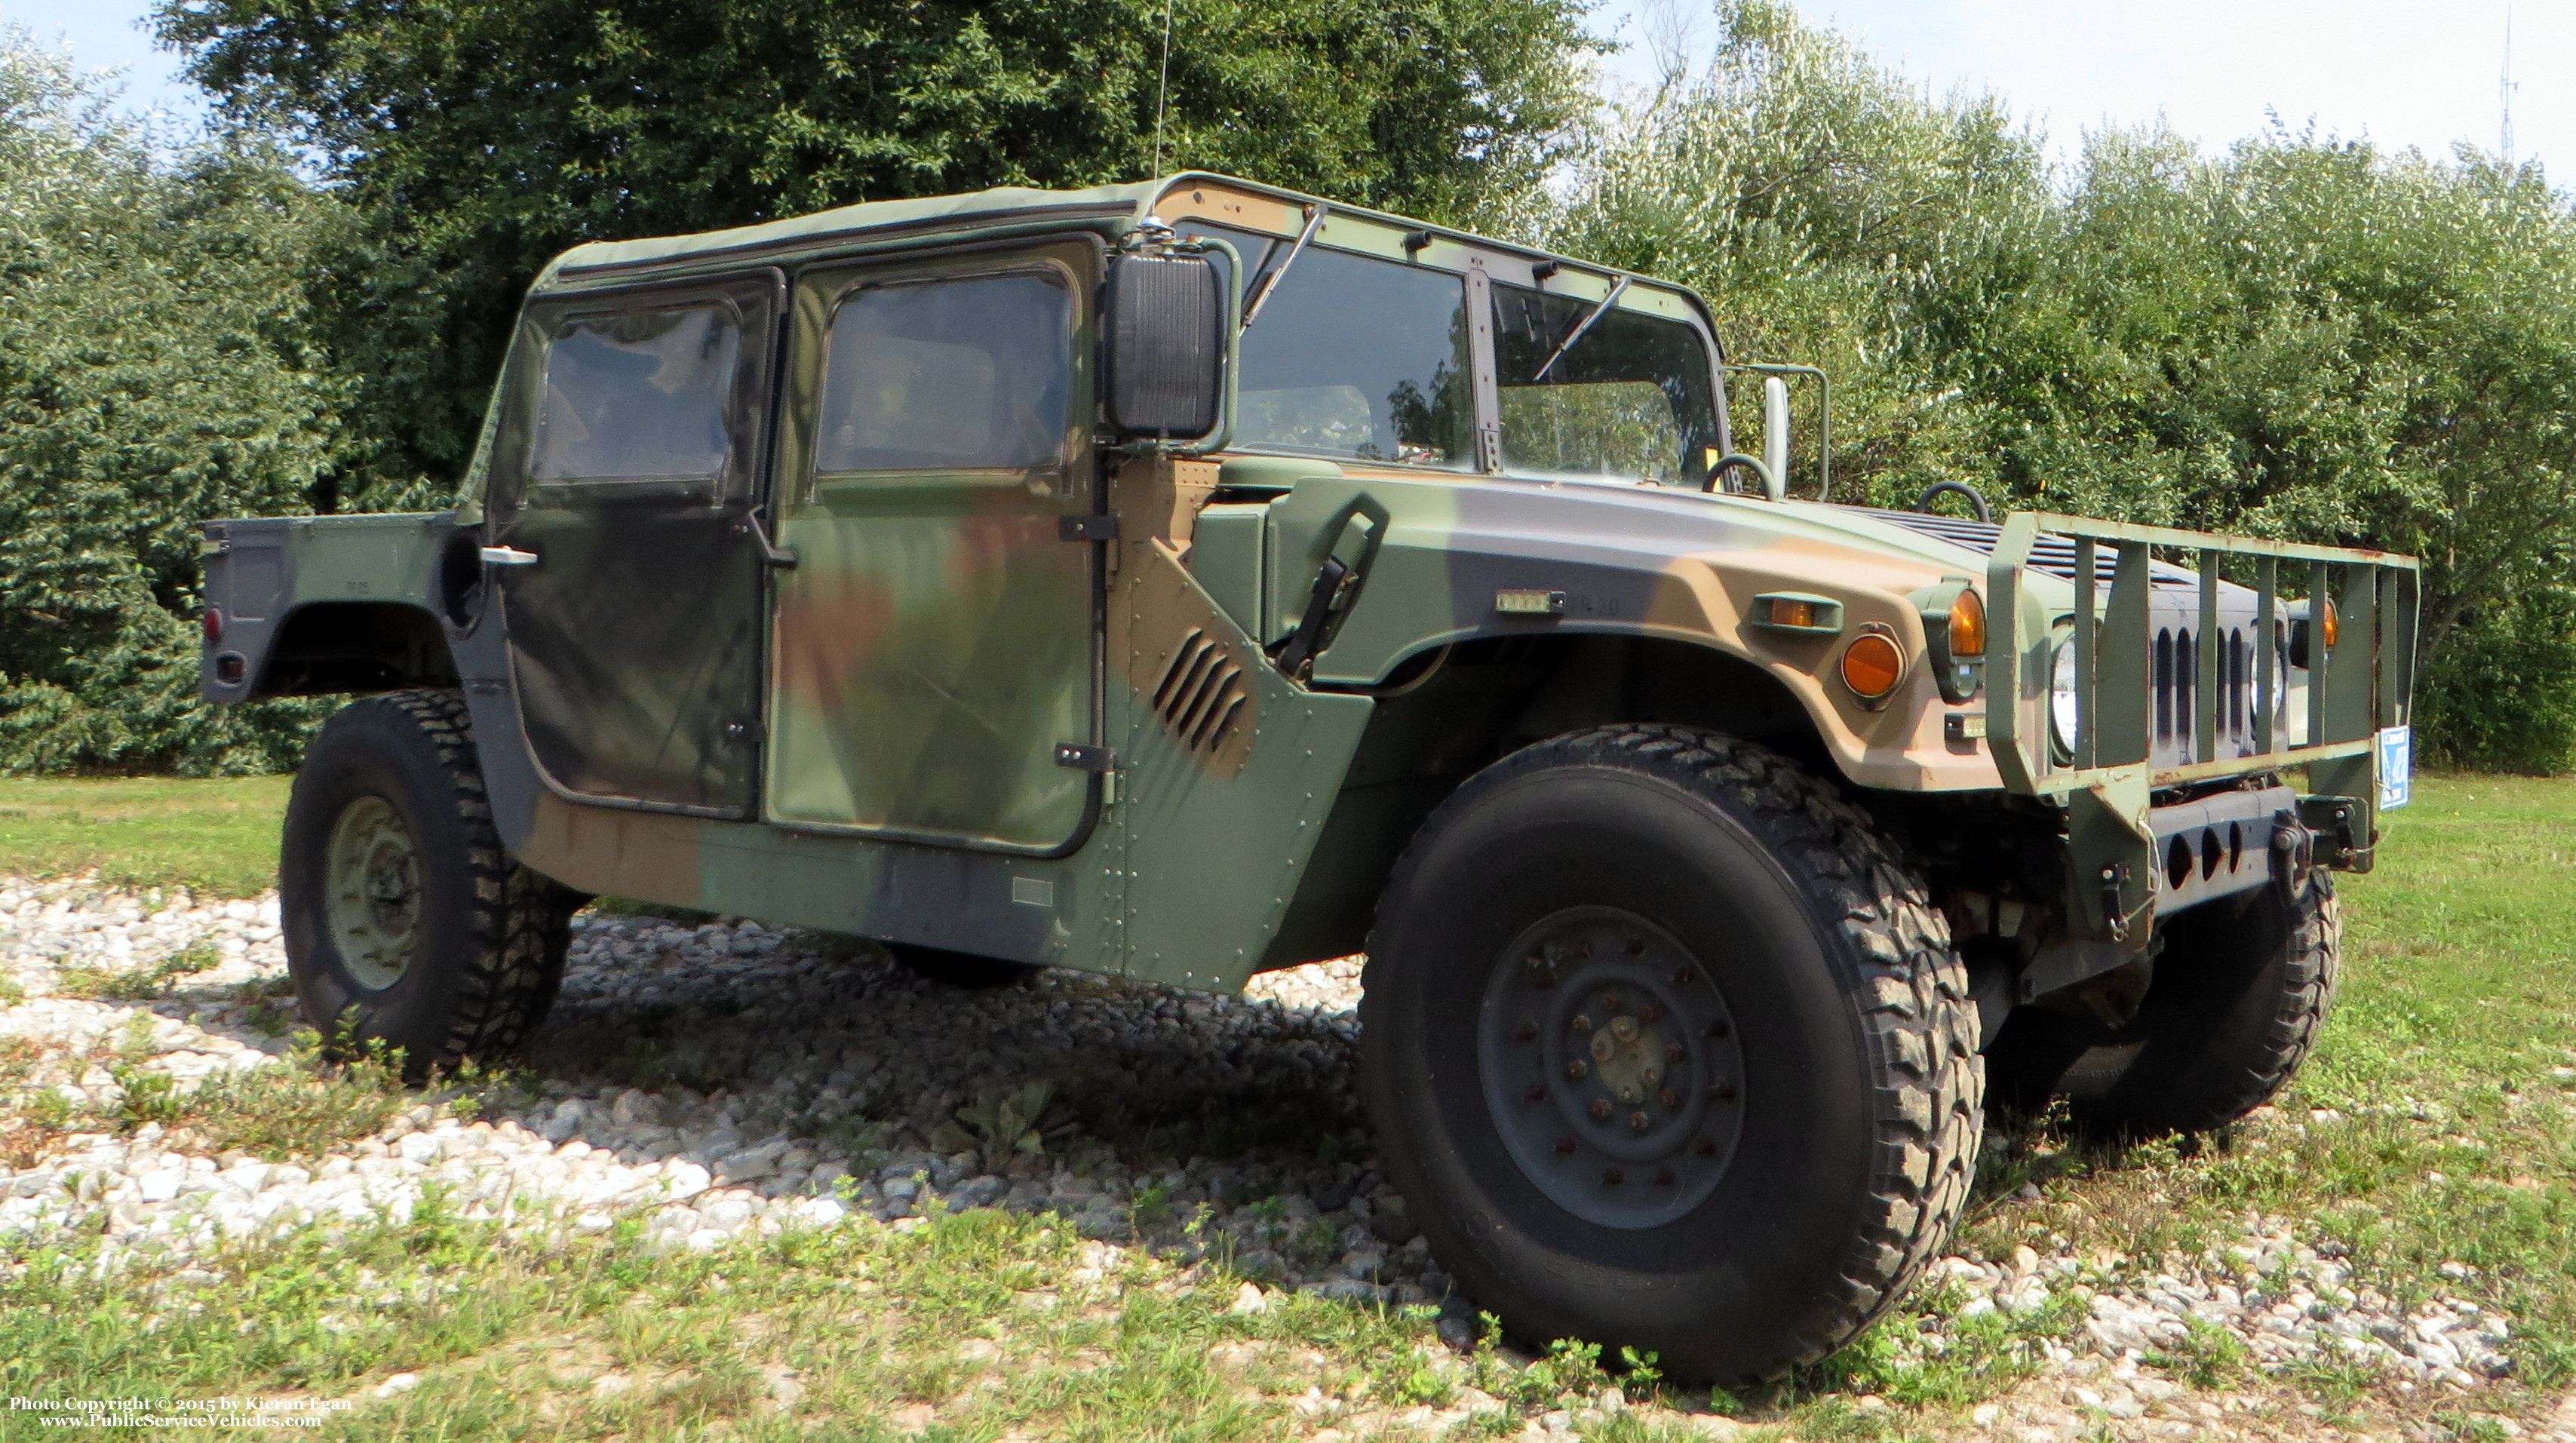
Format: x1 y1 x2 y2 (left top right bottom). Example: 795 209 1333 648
1227 466 2010 793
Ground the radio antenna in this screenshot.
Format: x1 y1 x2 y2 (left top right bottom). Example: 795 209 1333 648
1151 0 1176 174
2501 0 2519 165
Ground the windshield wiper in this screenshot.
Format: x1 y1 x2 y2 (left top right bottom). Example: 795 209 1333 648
1239 203 1328 333
1531 275 1632 382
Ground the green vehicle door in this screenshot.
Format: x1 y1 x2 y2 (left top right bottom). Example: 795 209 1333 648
765 240 1104 851
487 272 781 817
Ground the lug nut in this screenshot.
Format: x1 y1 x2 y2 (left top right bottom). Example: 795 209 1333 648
1601 1167 1623 1186
1628 1110 1649 1131
1659 1088 1680 1110
1617 1084 1640 1104
1565 1059 1589 1080
1610 1016 1639 1042
1590 1034 1615 1064
1638 1002 1662 1024
1554 1134 1577 1155
1664 1042 1685 1063
1598 991 1621 1011
1571 1015 1592 1035
1589 1098 1612 1121
1524 1082 1548 1102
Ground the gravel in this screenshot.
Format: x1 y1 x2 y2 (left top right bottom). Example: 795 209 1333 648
0 876 2554 1439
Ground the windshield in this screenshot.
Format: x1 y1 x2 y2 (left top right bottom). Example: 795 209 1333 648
1492 281 1722 487
1182 221 1472 468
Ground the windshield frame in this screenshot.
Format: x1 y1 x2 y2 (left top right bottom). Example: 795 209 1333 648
1156 182 1733 486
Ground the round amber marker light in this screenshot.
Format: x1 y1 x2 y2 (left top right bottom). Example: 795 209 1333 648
2320 597 2338 650
1946 588 1987 657
1840 633 1905 699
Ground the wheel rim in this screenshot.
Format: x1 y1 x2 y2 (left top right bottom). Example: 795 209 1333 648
1477 906 1747 1230
324 794 421 991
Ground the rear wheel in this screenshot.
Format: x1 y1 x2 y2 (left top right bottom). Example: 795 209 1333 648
1986 860 2338 1134
1361 725 1983 1384
281 689 575 1079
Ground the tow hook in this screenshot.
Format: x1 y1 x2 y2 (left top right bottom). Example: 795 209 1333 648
2099 863 2130 942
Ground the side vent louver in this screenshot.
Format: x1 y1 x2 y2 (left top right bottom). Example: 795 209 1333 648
1153 628 1250 756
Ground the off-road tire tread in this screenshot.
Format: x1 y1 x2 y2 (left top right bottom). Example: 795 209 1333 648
364 688 572 1073
2155 867 2339 1131
1366 723 1985 1374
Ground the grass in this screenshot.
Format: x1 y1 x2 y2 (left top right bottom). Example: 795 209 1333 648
0 1015 424 1169
0 774 289 897
2 772 2573 1438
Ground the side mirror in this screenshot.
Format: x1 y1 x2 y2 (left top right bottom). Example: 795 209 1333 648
1104 251 1225 441
1760 375 1791 503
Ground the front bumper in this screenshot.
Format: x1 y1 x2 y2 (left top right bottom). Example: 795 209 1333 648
1982 512 2417 953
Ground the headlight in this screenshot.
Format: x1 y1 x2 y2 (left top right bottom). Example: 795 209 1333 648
2049 637 2080 761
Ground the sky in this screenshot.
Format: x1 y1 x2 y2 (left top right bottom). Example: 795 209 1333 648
1597 0 2573 177
4 0 2569 180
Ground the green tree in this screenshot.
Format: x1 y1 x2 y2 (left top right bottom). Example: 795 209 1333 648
158 0 1601 495
1546 2 2576 769
1540 0 2048 507
0 35 347 775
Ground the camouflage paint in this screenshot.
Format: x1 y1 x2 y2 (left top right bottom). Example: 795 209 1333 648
485 272 782 818
199 170 2421 997
764 241 1103 851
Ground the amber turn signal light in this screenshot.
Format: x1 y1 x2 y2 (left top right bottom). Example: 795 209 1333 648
1945 587 1985 658
2320 597 2338 650
1839 632 1905 701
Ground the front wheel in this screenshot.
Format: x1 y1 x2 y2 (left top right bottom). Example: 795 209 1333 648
1360 726 1983 1385
280 689 574 1079
1986 859 2338 1134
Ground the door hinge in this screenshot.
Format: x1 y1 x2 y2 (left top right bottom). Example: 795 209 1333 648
1054 743 1116 772
1058 514 1121 542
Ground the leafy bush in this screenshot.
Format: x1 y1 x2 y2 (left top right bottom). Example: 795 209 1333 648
1540 2 2576 769
0 36 350 775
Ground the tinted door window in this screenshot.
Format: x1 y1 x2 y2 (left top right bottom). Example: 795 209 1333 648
816 274 1072 474
1182 222 1472 468
530 305 741 484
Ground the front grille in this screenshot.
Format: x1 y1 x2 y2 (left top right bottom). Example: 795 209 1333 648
2152 623 2281 763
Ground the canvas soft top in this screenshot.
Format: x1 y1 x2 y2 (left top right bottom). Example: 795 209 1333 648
533 173 1698 302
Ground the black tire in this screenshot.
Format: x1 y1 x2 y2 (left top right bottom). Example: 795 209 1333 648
886 942 1041 989
1986 862 2338 1135
280 689 575 1079
1360 724 1983 1385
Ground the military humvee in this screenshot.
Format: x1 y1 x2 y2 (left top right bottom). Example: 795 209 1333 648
197 173 2417 1381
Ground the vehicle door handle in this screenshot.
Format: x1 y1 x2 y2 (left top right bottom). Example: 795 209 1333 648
480 546 540 567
